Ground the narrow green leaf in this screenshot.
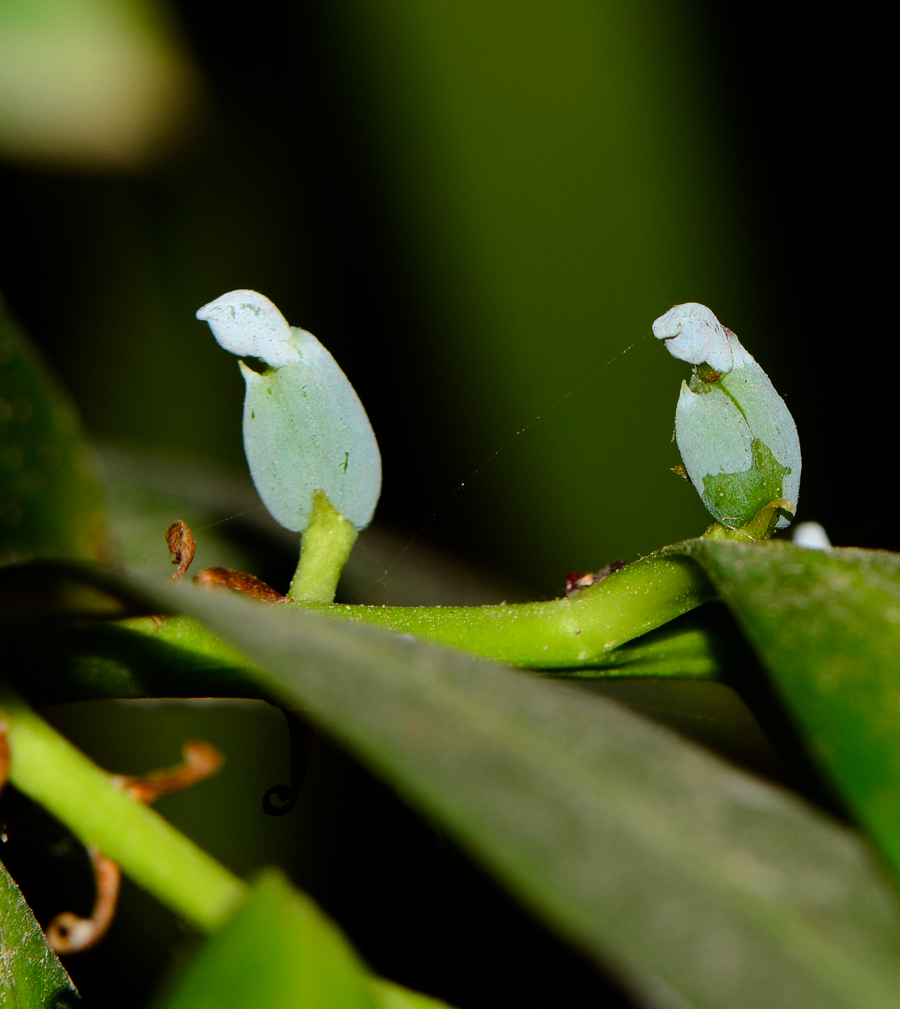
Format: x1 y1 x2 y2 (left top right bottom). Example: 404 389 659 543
154 870 378 1009
678 538 900 875
0 301 106 566
0 858 79 1007
143 577 900 1009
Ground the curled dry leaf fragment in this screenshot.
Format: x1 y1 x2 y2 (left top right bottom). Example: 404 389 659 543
193 566 286 602
166 519 196 583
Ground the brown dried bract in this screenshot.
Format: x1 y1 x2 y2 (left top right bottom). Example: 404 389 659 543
166 519 196 583
564 560 627 597
193 566 285 602
111 739 224 805
46 848 121 955
671 464 689 479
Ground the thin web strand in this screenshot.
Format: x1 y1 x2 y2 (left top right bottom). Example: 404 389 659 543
351 333 650 596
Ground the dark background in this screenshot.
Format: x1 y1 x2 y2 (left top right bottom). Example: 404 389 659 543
0 2 890 1006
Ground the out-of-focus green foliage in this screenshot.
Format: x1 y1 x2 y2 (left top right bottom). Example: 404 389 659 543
682 538 900 876
0 301 106 565
155 869 454 1009
0 858 78 1007
153 869 377 1009
0 0 200 168
367 978 454 1009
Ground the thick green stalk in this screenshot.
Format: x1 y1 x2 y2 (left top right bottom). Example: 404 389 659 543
310 551 713 668
3 547 715 710
1 685 246 932
289 490 358 603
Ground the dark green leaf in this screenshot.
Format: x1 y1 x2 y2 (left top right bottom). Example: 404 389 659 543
679 538 900 875
0 301 106 566
141 575 900 1009
0 858 79 1007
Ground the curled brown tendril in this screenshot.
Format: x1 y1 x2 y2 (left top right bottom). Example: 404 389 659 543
46 848 121 955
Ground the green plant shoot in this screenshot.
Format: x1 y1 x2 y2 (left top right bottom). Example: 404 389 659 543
654 303 801 531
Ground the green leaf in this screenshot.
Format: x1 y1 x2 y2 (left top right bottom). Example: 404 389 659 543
0 301 106 566
0 858 79 1007
141 576 900 1009
678 538 900 876
154 870 378 1009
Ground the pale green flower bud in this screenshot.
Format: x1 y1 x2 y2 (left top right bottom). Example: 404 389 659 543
653 303 801 531
197 290 381 533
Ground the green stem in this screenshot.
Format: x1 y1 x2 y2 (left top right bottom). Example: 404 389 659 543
3 546 716 709
1 685 246 932
288 490 358 603
311 550 713 668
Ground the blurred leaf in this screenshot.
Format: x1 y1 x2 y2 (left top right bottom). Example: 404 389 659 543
0 300 106 565
154 869 375 1009
367 978 454 1009
139 575 900 1009
680 538 900 876
0 858 79 1007
0 0 200 169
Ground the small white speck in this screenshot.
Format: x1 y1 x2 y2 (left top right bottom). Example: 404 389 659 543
792 521 832 551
